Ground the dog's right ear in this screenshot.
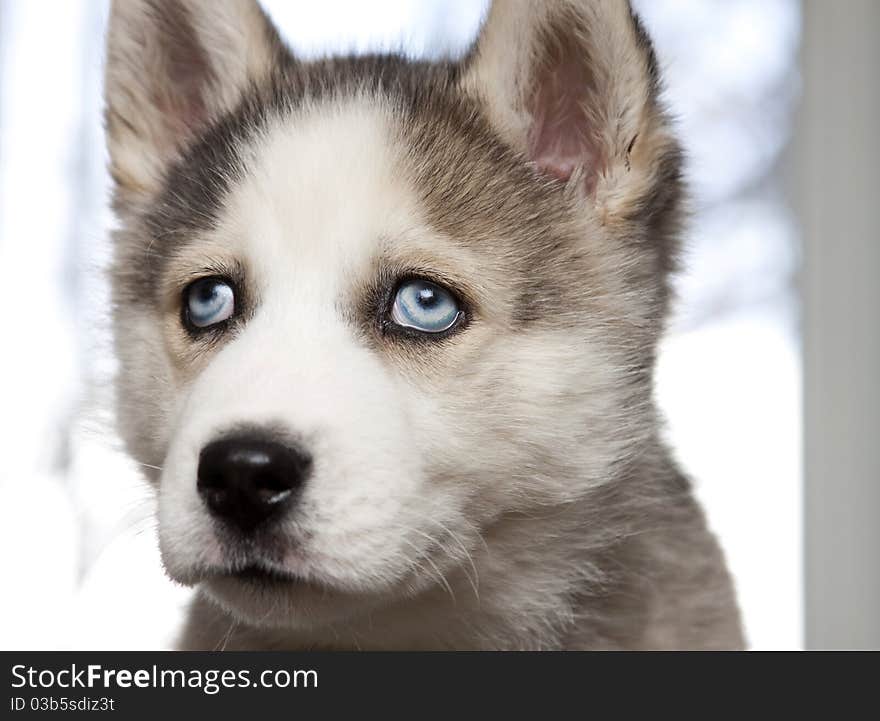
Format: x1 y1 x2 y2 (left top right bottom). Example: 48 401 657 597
104 0 286 211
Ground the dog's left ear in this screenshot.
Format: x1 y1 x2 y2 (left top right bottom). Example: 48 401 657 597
462 0 680 223
105 0 286 211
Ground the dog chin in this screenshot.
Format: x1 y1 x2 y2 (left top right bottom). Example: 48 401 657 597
198 568 387 630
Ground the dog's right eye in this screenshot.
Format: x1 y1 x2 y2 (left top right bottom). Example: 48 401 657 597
184 277 235 330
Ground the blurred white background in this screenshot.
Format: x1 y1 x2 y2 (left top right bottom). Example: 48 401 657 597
0 0 803 650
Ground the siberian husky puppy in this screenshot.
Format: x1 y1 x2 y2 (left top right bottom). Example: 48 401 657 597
104 0 744 649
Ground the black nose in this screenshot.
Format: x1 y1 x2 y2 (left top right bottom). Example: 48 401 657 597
197 436 311 532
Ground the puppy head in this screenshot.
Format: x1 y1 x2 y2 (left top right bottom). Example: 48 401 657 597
105 0 681 630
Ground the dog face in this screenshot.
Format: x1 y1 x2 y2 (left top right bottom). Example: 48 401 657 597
105 0 681 634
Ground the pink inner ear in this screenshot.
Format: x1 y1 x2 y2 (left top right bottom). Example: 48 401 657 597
526 45 601 192
152 8 216 151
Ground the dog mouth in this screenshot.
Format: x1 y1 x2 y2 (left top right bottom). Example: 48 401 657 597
197 555 394 631
229 563 302 586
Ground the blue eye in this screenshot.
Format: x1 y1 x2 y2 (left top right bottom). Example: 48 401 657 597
185 277 235 329
390 279 462 334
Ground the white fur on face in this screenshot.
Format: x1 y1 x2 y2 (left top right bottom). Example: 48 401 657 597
156 97 635 633
158 100 470 626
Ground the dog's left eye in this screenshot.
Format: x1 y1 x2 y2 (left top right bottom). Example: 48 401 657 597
184 277 235 329
390 278 462 334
